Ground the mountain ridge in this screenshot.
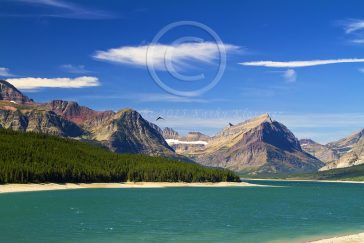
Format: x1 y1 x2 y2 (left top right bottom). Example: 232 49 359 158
0 80 33 104
299 139 339 164
0 80 180 160
169 114 324 174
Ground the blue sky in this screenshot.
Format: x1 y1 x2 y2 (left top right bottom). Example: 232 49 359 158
1 0 364 143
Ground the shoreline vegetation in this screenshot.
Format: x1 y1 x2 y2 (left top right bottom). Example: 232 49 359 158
0 129 240 184
239 163 364 182
0 181 257 193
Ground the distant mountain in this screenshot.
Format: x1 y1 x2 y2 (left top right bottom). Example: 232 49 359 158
162 127 180 139
317 162 364 181
327 129 364 156
299 129 364 171
175 114 323 174
0 81 181 160
163 130 210 155
185 132 210 141
0 80 32 104
299 139 339 163
321 134 364 171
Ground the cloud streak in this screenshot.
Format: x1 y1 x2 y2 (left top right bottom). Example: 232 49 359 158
0 67 15 77
343 19 364 34
94 42 240 70
10 0 114 19
78 93 222 103
6 76 100 90
283 69 296 82
59 64 91 74
239 58 364 68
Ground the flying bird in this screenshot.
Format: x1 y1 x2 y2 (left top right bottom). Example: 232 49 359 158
156 117 164 121
229 123 234 127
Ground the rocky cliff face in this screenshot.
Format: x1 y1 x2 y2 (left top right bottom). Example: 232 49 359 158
0 109 84 137
90 109 176 157
320 130 364 171
176 114 323 174
162 127 180 139
326 129 364 156
48 100 114 125
148 122 163 135
300 139 339 163
0 80 32 104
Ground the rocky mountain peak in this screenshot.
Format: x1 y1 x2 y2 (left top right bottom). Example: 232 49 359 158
0 80 32 104
49 99 114 125
91 108 177 157
49 100 81 116
178 114 323 174
328 129 364 149
217 113 273 138
257 113 272 122
300 139 319 145
186 132 210 141
163 127 180 139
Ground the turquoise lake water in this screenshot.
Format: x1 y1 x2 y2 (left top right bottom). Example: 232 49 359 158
1 180 364 242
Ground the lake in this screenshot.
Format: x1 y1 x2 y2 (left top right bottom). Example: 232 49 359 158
1 180 364 242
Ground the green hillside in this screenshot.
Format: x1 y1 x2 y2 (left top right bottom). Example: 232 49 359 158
240 164 364 181
0 129 240 184
294 164 364 181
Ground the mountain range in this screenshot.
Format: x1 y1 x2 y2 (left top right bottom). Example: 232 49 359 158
1 79 364 175
163 114 323 174
297 129 364 171
0 80 178 159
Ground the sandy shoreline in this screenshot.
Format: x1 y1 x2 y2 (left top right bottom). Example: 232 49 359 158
309 232 364 243
0 181 260 193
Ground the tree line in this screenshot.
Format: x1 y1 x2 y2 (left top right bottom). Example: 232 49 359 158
0 129 240 184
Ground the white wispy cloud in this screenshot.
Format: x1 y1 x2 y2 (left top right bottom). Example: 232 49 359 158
283 69 296 82
20 0 71 8
134 93 208 103
59 64 91 74
79 93 216 103
94 42 241 70
343 19 364 34
10 0 114 19
0 67 15 77
352 39 364 44
239 58 364 68
6 76 100 90
339 19 364 44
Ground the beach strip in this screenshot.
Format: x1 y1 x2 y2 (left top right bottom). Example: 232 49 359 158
0 181 260 193
309 232 364 243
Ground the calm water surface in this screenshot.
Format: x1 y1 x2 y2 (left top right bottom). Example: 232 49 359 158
1 180 364 242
